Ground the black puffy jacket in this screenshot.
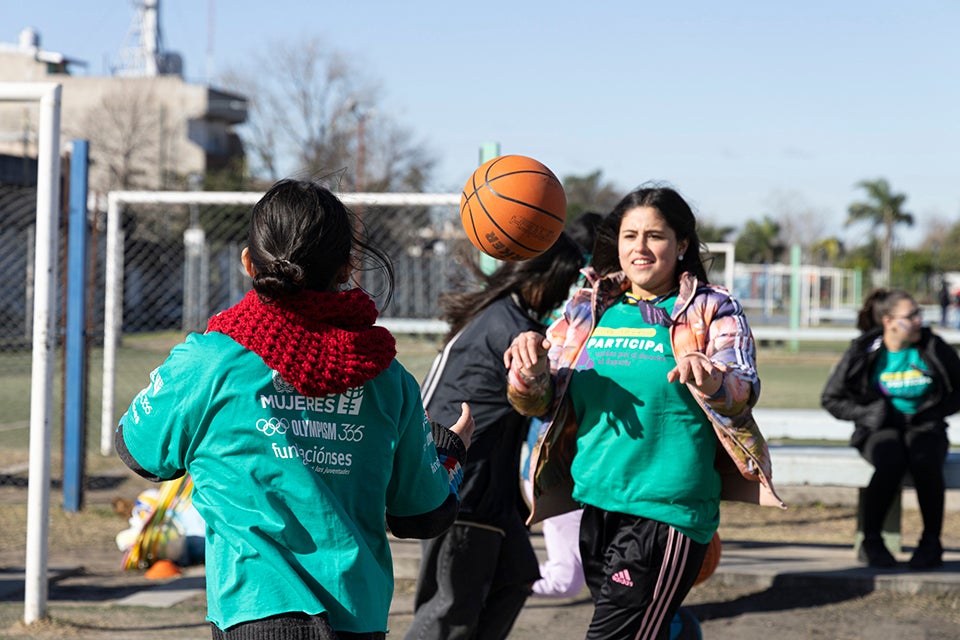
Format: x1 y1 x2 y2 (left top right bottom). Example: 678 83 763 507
821 327 960 449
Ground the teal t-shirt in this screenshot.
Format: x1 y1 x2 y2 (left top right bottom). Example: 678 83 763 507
568 295 720 544
119 332 450 633
872 346 933 415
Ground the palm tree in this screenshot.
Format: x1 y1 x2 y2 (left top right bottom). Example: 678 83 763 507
697 220 737 244
846 179 913 286
735 216 784 263
810 236 844 266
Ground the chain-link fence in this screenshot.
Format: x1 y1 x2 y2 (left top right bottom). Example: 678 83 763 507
0 185 36 352
0 181 110 476
0 182 910 487
96 191 472 455
0 187 476 480
109 194 468 334
0 185 40 452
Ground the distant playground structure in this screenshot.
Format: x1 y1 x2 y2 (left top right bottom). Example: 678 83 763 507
732 261 861 326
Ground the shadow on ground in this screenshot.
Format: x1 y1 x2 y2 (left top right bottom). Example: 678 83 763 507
0 474 128 491
690 578 875 621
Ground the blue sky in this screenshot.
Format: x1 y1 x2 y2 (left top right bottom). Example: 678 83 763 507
3 0 958 246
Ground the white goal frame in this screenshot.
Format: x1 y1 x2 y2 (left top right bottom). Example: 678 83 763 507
1 82 62 626
99 192 736 460
99 191 460 456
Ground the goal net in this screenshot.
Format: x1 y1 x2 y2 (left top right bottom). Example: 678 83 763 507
98 190 465 455
98 189 737 455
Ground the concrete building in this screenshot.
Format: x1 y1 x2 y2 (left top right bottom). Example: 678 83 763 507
0 19 247 195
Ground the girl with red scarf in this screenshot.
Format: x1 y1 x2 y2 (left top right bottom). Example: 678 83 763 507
116 179 474 639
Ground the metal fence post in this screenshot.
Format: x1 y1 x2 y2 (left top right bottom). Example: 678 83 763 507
63 140 90 512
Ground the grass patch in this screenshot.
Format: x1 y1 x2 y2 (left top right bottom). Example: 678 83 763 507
0 332 869 466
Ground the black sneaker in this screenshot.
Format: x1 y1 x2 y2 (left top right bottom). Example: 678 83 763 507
860 536 897 568
909 538 943 570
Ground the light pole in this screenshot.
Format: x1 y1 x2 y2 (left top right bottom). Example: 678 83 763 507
356 110 365 192
348 101 373 292
349 101 373 193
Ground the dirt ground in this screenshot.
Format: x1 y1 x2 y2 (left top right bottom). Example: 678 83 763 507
2 469 960 639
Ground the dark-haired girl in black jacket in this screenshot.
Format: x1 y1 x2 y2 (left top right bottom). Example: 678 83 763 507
822 288 960 569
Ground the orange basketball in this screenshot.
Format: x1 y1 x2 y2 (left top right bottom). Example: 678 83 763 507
694 532 722 586
460 155 567 261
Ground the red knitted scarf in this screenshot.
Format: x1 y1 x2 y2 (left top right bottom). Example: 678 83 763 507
206 288 396 397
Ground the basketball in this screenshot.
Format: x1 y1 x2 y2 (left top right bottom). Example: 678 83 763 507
460 155 567 261
694 532 721 586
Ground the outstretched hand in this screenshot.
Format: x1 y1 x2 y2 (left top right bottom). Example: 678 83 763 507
503 331 550 378
667 352 724 396
448 402 475 449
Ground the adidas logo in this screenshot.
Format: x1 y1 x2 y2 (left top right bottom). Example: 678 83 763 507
611 569 634 587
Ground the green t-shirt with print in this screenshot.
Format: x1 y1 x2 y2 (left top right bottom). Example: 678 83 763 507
872 346 933 415
568 295 720 544
119 332 449 633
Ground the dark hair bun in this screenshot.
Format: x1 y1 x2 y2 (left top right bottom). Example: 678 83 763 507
253 258 305 300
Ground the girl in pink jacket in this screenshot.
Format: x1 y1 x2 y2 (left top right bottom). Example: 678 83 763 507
505 185 784 640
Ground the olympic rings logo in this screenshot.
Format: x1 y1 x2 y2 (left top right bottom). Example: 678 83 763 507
256 417 289 437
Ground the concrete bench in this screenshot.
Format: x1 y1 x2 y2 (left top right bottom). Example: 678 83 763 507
753 408 960 446
754 408 960 554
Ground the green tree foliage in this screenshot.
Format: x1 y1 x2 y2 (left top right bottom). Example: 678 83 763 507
202 158 250 192
735 216 784 263
902 252 937 274
846 178 913 286
810 237 844 266
561 170 622 221
697 220 736 244
918 219 960 273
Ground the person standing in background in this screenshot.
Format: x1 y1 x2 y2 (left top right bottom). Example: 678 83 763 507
937 277 951 327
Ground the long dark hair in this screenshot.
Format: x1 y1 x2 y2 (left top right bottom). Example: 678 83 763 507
440 232 585 342
591 185 709 283
567 211 603 257
857 288 915 333
245 179 394 304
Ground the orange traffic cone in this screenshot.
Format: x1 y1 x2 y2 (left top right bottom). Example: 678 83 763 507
145 559 182 579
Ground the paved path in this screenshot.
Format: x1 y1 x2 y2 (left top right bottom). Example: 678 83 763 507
3 534 959 639
9 533 952 608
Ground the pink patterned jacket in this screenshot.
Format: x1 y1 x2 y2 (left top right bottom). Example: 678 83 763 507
508 269 786 524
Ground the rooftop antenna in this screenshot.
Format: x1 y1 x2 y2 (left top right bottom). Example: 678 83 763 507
114 0 174 77
206 0 214 82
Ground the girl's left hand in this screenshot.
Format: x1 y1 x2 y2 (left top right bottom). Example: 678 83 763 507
448 402 475 449
668 352 723 396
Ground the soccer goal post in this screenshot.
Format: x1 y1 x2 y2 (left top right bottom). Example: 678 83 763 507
99 190 461 456
98 192 735 463
1 82 62 626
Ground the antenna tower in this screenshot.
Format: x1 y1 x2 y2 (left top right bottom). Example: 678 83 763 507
113 0 165 77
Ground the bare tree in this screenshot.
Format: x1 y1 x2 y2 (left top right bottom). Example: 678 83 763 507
361 118 435 192
763 189 830 252
73 82 170 193
220 36 435 191
919 216 960 273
